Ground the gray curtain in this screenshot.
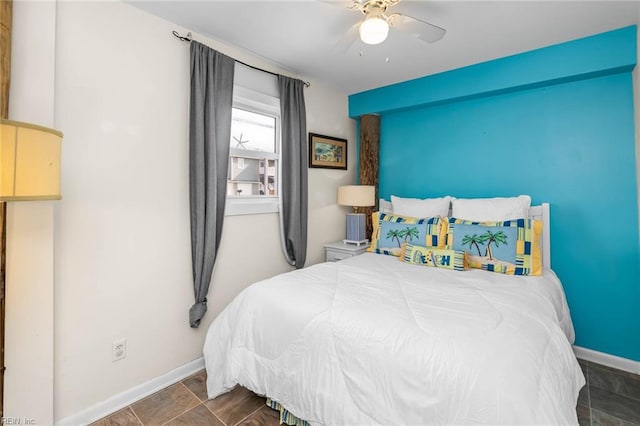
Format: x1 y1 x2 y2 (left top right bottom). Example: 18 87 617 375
278 76 308 269
189 41 235 328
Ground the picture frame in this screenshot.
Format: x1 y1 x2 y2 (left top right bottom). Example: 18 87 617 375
308 133 347 170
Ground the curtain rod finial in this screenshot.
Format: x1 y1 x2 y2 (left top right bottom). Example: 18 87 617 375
172 30 192 42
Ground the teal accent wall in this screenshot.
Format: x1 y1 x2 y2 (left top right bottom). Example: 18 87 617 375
349 26 640 361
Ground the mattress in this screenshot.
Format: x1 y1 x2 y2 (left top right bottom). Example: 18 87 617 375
204 253 584 425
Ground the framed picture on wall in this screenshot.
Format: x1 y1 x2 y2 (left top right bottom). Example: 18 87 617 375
308 133 347 170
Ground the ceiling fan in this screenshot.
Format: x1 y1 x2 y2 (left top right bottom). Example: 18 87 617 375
329 0 446 48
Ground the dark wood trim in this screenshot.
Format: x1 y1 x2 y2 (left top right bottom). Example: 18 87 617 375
359 115 380 239
1 0 12 416
0 203 5 417
1 0 12 119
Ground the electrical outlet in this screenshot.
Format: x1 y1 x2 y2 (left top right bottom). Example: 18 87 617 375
112 338 126 362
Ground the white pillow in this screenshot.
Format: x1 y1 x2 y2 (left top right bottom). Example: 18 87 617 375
390 195 451 218
379 198 393 214
451 195 531 222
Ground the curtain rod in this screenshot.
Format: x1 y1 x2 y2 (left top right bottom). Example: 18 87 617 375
172 31 311 88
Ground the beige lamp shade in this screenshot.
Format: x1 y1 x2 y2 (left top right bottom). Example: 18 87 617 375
1 118 63 201
337 185 375 207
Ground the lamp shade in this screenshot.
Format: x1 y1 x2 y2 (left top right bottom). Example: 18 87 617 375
337 185 375 207
1 118 63 201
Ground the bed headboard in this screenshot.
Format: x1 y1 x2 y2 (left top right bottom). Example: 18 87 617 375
528 203 551 269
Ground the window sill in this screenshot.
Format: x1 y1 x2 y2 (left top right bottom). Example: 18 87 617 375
225 197 279 216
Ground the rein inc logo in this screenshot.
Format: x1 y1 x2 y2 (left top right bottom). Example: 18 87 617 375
1 418 35 425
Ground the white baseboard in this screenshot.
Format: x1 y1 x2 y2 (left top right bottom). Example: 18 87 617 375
56 356 205 426
574 345 640 374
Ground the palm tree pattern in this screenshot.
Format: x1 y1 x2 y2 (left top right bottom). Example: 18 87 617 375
386 226 420 247
462 230 508 259
386 229 402 247
401 227 420 243
461 234 487 256
482 230 508 259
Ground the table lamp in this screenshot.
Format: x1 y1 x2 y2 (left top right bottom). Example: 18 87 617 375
337 185 375 245
1 119 62 201
0 118 62 413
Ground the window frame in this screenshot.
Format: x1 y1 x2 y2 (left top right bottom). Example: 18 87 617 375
225 86 281 216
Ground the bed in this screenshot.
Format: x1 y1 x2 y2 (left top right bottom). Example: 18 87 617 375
203 203 585 425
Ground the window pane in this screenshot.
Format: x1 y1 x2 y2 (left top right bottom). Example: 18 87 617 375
229 156 259 180
262 159 277 196
228 157 277 197
230 108 276 153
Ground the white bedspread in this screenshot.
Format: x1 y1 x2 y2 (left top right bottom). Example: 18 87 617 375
204 253 584 425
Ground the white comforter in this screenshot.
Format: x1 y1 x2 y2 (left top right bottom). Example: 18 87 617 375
204 253 584 425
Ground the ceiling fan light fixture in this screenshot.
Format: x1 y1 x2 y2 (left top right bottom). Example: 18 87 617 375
359 16 389 45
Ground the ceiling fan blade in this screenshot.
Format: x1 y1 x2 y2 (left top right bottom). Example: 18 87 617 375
318 0 365 12
333 21 361 54
387 13 446 43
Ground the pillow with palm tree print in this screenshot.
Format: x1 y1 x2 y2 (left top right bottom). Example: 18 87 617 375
367 212 446 257
445 218 542 276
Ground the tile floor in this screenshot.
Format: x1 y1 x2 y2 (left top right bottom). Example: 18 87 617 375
93 358 640 426
577 359 640 426
91 370 278 426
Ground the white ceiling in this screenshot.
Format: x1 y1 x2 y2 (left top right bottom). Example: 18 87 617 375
129 1 640 94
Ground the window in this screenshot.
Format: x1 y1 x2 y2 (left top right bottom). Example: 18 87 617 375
225 84 281 216
228 108 278 197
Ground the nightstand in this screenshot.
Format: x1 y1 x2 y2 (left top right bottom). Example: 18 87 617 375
324 241 370 262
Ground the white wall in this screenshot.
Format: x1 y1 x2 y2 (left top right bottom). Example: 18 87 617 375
53 1 355 420
5 1 57 423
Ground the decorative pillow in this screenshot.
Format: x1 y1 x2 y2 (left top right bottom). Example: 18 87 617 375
368 212 446 256
379 198 393 214
450 195 531 222
400 244 468 271
445 217 542 276
391 195 451 218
